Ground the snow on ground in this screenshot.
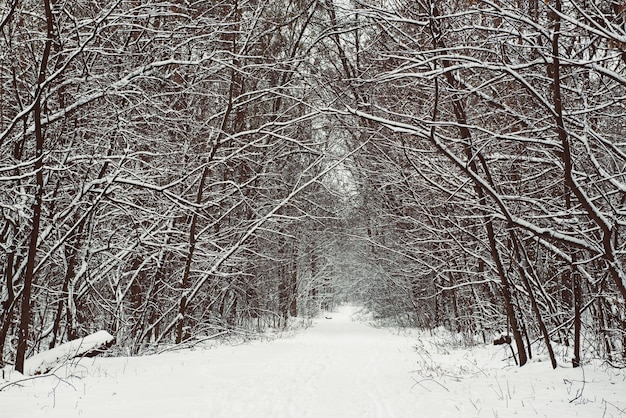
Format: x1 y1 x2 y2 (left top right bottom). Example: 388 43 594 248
2 305 625 417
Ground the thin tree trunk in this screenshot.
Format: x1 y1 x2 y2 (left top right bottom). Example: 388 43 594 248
0 252 16 367
572 269 582 367
49 222 85 349
548 0 588 367
16 0 54 373
511 234 558 368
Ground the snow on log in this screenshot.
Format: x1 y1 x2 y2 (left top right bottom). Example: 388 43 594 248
23 331 115 376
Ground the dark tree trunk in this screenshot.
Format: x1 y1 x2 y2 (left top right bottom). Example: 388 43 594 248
511 234 557 368
49 222 85 349
0 252 16 367
289 268 298 318
15 0 54 373
572 270 582 367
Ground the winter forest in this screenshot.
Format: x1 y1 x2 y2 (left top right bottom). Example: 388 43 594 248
1 0 626 385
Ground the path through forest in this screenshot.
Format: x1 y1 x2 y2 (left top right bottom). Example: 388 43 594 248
3 306 625 417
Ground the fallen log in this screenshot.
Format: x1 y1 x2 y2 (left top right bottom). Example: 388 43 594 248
23 330 115 375
493 335 512 345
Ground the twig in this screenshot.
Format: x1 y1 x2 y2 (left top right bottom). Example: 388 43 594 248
469 397 480 411
0 363 74 392
411 376 450 392
465 358 489 377
568 364 586 403
155 331 229 354
602 400 626 417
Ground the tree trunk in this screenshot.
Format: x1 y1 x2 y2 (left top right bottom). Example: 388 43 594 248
0 252 16 367
511 234 557 368
49 222 85 349
572 269 582 367
15 0 54 373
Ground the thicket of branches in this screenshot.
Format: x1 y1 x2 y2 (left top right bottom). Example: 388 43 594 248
337 0 626 368
0 0 351 371
1 0 625 371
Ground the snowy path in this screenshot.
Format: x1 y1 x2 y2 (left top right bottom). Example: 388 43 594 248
4 306 420 418
3 305 626 417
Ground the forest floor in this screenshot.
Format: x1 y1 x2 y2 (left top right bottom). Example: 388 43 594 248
2 305 625 417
